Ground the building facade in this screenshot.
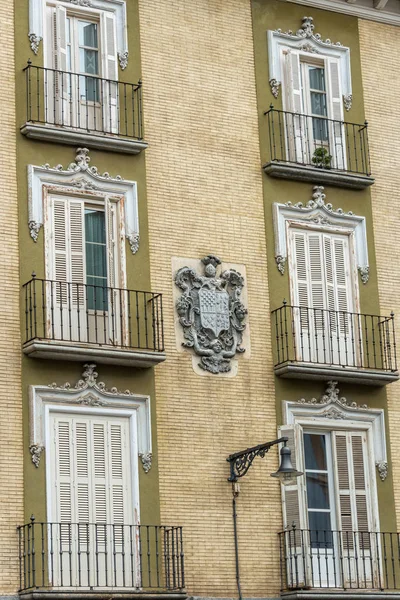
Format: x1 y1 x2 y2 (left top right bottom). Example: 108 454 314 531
2 1 400 600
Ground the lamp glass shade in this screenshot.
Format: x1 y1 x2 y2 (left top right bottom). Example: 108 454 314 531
270 445 303 486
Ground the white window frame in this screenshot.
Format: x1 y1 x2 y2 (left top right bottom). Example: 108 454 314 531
29 0 128 70
43 187 126 289
287 220 361 314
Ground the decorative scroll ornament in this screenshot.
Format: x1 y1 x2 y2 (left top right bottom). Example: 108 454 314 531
276 255 286 275
118 51 129 70
343 93 353 111
30 444 44 468
358 265 370 284
28 33 42 55
68 0 93 5
175 255 247 374
298 380 369 411
285 185 354 215
140 453 152 473
269 78 281 99
29 220 41 242
376 461 388 481
48 363 136 397
276 16 343 47
127 233 140 254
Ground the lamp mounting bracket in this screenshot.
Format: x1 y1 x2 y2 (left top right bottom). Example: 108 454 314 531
227 436 287 482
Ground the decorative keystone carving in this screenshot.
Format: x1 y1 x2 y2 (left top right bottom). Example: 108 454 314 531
118 51 129 70
276 255 286 275
68 0 93 5
343 94 353 111
297 16 315 38
48 364 136 397
140 453 152 473
175 255 247 374
30 444 44 468
29 220 41 242
269 78 281 99
376 461 388 481
127 233 140 254
28 33 42 55
358 266 370 284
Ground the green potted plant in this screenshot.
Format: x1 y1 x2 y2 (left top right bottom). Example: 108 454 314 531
312 146 332 169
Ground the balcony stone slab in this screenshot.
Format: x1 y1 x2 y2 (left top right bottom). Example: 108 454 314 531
21 123 148 155
23 339 166 368
263 161 375 190
275 362 399 386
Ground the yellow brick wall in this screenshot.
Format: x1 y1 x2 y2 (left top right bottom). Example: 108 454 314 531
359 20 400 530
0 0 24 594
138 0 281 596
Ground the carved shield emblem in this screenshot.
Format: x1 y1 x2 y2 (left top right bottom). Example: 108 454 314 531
199 288 230 336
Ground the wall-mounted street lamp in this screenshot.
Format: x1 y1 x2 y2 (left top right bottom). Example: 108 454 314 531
226 436 303 600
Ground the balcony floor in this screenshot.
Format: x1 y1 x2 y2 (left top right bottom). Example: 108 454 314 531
19 591 187 600
23 339 166 368
282 591 400 600
263 161 375 189
21 123 148 155
274 361 399 386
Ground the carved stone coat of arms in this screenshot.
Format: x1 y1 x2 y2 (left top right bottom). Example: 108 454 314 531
175 255 247 374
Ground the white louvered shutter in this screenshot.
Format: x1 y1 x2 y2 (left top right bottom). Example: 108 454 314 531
54 5 70 126
279 424 309 588
105 199 123 344
283 49 306 164
333 431 374 586
50 414 134 587
49 196 86 341
101 11 118 133
326 57 346 169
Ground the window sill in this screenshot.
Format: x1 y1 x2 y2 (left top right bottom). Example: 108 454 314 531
23 339 166 368
263 161 375 190
20 123 148 155
274 362 399 386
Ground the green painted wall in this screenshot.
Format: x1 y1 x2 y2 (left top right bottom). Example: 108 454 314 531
251 0 397 533
15 0 161 527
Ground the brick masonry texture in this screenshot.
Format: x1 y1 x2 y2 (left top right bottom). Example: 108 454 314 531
0 0 24 594
138 0 281 596
359 20 400 530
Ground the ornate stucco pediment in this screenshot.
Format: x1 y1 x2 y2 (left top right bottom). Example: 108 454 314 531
268 16 352 110
28 148 139 254
273 185 369 283
175 255 247 374
29 364 152 471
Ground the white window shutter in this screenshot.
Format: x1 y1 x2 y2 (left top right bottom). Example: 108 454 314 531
54 5 70 126
278 424 306 531
69 199 85 305
326 56 346 170
55 5 67 72
52 197 68 290
279 424 310 588
101 11 118 133
283 49 306 164
106 198 117 289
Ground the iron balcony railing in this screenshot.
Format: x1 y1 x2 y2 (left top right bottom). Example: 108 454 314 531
18 519 184 591
280 528 400 591
272 303 397 373
24 62 143 139
23 276 164 352
264 107 371 176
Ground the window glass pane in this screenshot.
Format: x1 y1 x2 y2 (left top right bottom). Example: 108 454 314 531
306 473 330 509
309 67 326 92
80 49 99 75
310 92 327 117
85 210 107 310
79 21 98 48
308 512 333 548
304 434 327 470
